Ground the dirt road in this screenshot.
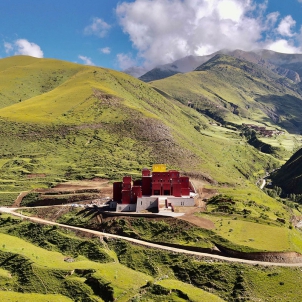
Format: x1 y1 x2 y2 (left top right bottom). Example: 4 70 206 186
1 206 302 267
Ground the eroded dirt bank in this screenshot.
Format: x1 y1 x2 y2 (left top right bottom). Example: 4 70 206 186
216 244 302 263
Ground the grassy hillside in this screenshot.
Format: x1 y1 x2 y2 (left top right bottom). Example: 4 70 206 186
21 204 301 254
151 54 302 134
1 213 302 301
0 56 83 110
0 215 225 301
0 55 283 205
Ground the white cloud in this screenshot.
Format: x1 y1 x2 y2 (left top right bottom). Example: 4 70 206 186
100 47 111 54
266 39 301 54
116 0 302 68
84 17 111 38
116 53 136 70
14 39 44 57
265 12 280 29
78 55 95 66
277 15 296 37
4 42 13 54
4 39 43 58
216 0 245 22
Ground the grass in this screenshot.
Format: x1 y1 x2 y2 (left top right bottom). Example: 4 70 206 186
0 232 97 268
0 231 152 300
243 266 302 302
199 214 294 252
2 215 302 301
156 279 225 302
0 192 20 206
0 55 286 197
0 292 74 302
261 133 301 154
20 204 302 254
0 268 10 279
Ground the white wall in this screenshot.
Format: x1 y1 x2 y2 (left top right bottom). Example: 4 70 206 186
167 197 195 207
136 197 159 212
116 203 137 212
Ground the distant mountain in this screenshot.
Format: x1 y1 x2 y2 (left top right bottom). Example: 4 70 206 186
139 53 217 82
255 49 302 81
151 53 302 134
123 66 149 78
223 49 301 83
139 49 302 83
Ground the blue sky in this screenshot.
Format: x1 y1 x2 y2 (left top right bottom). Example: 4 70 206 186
0 0 302 74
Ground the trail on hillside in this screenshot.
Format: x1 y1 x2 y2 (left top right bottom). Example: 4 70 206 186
1 206 302 267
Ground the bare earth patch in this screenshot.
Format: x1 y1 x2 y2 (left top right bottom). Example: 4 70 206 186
35 179 113 198
177 207 215 230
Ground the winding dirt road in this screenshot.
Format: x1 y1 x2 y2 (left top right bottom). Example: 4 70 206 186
1 206 302 267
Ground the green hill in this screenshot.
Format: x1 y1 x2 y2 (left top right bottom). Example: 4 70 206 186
0 56 82 110
0 55 282 199
0 214 227 301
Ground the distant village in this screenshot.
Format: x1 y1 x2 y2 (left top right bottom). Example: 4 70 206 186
242 123 285 137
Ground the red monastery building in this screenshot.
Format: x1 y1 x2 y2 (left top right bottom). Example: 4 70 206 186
109 164 196 213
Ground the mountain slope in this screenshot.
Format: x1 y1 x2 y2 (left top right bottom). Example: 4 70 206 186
0 55 282 209
2 56 302 302
272 148 302 194
0 56 84 110
151 54 302 134
256 49 302 79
